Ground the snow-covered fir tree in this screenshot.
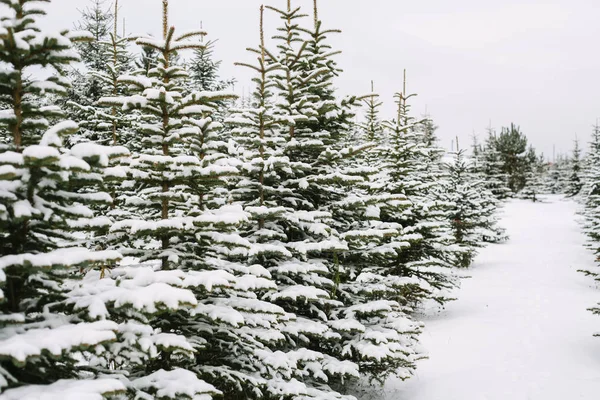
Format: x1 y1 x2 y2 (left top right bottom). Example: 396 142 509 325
74 0 113 70
566 138 583 197
582 124 600 324
0 0 128 397
135 44 159 77
226 4 366 398
480 127 512 199
367 77 459 304
442 147 506 267
582 123 600 199
519 153 547 202
360 82 383 142
188 37 234 93
544 155 569 195
63 0 116 146
73 2 318 399
580 124 600 279
228 2 431 396
470 133 484 174
69 0 136 146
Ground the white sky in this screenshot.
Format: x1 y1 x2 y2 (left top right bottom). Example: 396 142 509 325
37 0 600 157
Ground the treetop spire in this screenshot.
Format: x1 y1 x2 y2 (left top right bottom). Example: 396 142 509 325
260 5 265 62
114 0 118 38
162 0 169 39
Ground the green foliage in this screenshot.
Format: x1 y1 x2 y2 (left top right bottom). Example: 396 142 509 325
566 138 583 197
189 39 235 92
495 123 530 193
0 0 124 396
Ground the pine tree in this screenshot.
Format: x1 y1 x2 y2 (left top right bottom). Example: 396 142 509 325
0 0 126 396
74 0 113 70
77 2 302 399
135 44 159 76
189 37 234 92
480 127 512 200
580 124 600 279
496 123 529 193
567 138 583 197
471 133 483 174
442 147 505 267
419 115 439 148
68 0 135 146
369 75 459 304
269 3 428 391
583 124 600 329
360 82 383 142
65 0 114 110
520 154 546 202
227 4 362 398
544 154 570 195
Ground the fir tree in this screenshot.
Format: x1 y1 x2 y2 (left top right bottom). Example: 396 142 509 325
370 75 459 304
74 0 113 70
66 0 114 111
471 132 483 174
520 153 546 202
227 5 361 398
189 37 235 92
496 123 529 193
268 2 427 390
360 81 383 142
0 0 126 396
80 3 298 399
480 127 512 199
135 44 159 76
443 146 505 267
419 115 439 148
544 154 570 195
580 124 600 279
69 0 135 146
567 138 583 197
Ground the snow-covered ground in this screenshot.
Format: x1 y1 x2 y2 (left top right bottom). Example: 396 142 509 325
385 196 600 400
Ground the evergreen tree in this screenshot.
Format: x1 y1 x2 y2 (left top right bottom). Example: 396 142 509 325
135 44 159 76
419 114 439 148
66 0 114 110
0 0 126 396
582 123 600 205
580 124 600 279
567 138 583 197
442 147 505 267
189 38 235 92
69 0 135 146
470 133 483 174
360 82 383 142
544 154 570 195
520 154 546 202
83 2 307 399
583 126 600 327
227 4 362 398
496 123 529 193
370 78 459 304
480 127 512 200
272 2 426 390
74 0 113 70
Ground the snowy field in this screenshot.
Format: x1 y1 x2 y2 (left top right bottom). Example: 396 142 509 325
385 196 600 400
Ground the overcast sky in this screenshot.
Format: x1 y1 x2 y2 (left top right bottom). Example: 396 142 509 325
38 0 600 157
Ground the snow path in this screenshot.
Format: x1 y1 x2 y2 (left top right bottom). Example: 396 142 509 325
387 197 600 400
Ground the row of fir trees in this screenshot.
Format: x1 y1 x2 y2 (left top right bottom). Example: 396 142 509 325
0 0 506 398
579 123 600 337
471 123 583 202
